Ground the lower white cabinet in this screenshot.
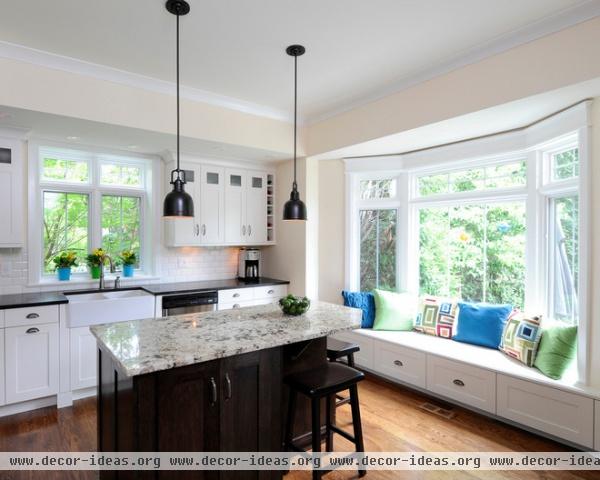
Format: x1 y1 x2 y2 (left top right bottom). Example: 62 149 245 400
426 356 496 414
497 374 594 448
218 300 256 310
595 401 600 451
373 340 426 389
69 327 97 391
0 328 5 406
5 322 59 404
218 285 288 311
331 331 374 370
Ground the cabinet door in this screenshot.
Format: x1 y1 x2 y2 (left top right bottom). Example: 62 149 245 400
0 138 23 247
5 323 59 404
245 172 268 244
219 349 281 480
70 327 97 391
0 329 5 406
224 168 247 244
163 166 199 246
156 361 220 480
199 165 225 244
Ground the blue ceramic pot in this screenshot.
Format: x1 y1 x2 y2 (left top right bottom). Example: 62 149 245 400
123 264 134 277
57 267 71 281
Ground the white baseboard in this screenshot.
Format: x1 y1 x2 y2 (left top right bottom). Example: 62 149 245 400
0 396 56 418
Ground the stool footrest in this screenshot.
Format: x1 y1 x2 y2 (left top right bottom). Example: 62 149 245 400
330 424 356 444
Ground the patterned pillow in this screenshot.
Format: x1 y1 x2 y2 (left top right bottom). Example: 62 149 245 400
499 313 542 367
414 296 459 338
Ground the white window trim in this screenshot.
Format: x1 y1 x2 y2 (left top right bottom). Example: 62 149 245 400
344 101 592 385
28 140 161 286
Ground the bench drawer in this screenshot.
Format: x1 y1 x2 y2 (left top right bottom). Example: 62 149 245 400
218 288 253 304
253 285 287 300
427 356 496 413
330 331 373 370
497 374 593 448
5 305 59 328
373 340 426 388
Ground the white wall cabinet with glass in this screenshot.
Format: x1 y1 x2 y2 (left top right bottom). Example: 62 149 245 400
164 160 273 247
0 136 24 247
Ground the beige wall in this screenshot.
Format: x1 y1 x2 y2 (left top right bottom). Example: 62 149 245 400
307 17 600 156
317 159 346 304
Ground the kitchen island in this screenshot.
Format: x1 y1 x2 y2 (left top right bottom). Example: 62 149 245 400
91 301 362 480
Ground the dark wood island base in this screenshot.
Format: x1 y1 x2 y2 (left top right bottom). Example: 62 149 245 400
98 337 329 480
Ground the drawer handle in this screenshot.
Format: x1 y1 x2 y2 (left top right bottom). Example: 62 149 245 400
26 327 40 334
267 289 274 294
393 360 403 367
224 373 232 400
453 379 465 387
209 377 218 405
232 293 240 298
26 313 40 319
232 304 240 309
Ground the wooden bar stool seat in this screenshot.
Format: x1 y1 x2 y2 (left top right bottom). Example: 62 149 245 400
284 362 366 479
327 337 360 407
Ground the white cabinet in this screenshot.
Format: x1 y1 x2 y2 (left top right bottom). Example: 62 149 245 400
330 331 374 370
5 322 59 404
217 285 288 310
0 137 23 247
595 400 600 451
198 165 225 244
224 169 268 245
497 374 594 448
0 328 5 406
373 340 427 389
69 327 97 391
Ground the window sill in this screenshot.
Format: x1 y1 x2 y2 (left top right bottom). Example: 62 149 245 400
29 274 160 289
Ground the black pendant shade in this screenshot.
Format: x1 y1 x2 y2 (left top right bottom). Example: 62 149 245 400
163 0 194 218
283 44 307 221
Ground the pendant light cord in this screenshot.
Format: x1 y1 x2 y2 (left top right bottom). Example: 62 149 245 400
293 54 297 189
176 12 181 173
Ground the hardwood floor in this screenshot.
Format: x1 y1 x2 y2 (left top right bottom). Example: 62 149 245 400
0 375 593 480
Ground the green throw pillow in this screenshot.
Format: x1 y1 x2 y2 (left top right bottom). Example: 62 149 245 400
372 290 417 331
533 325 577 380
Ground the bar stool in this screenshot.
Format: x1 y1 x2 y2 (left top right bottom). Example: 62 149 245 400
327 338 360 407
284 362 366 479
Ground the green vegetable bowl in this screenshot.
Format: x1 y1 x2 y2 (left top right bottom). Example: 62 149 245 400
279 294 311 316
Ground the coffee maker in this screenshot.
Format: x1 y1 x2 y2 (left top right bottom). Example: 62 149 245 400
238 248 261 282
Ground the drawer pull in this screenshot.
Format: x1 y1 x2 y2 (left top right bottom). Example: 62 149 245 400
26 327 40 334
209 377 218 405
224 373 232 400
267 289 274 294
26 313 40 319
232 304 240 309
232 293 240 298
393 360 403 367
453 379 465 387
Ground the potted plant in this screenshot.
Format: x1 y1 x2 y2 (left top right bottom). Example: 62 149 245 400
86 248 105 279
53 251 78 281
119 250 137 277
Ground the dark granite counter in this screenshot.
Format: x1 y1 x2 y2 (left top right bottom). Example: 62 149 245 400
0 292 68 310
140 277 289 296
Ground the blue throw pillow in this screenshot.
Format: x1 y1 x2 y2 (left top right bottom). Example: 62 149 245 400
453 302 513 349
341 291 376 328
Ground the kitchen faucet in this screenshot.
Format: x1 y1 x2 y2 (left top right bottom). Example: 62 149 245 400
98 254 116 290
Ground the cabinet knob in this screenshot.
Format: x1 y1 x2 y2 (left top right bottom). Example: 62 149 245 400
224 373 232 400
209 377 218 405
232 293 240 298
267 289 274 295
393 360 403 367
202 224 206 236
26 327 40 334
453 379 465 387
26 313 39 319
195 224 200 236
242 225 246 236
232 304 240 309
248 225 252 236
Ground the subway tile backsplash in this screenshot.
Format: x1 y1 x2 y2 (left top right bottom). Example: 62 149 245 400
0 246 240 295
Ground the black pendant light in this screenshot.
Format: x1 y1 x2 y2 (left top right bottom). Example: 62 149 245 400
163 0 194 218
283 45 307 221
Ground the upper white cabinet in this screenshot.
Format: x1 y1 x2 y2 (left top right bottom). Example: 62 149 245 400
0 136 24 247
165 159 273 247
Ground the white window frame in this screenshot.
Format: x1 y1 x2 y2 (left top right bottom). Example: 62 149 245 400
345 101 592 384
28 141 160 285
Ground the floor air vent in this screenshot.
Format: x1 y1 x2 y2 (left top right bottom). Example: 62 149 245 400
419 402 456 419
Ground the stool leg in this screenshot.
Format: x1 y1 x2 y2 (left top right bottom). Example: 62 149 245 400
284 389 297 451
347 353 355 368
311 397 322 480
349 385 366 477
325 394 333 452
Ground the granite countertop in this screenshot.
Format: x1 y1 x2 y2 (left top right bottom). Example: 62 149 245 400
91 301 361 377
141 277 289 295
0 292 68 310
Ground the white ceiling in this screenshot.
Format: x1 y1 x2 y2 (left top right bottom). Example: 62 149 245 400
0 0 597 123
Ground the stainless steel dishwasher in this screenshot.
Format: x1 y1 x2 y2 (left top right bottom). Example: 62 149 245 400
161 291 218 316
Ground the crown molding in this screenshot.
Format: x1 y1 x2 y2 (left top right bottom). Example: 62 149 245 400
307 0 600 125
0 40 292 124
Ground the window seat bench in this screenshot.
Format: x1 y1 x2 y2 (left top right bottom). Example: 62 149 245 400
330 328 600 450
